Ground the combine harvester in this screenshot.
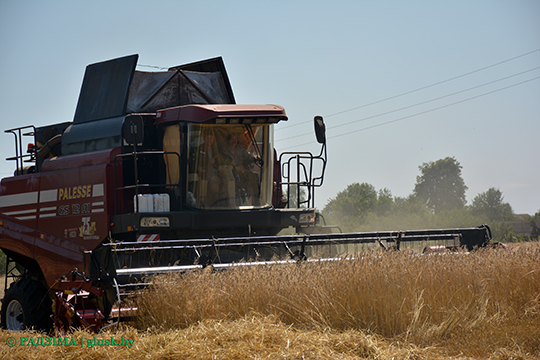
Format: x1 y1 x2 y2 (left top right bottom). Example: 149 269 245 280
0 55 492 332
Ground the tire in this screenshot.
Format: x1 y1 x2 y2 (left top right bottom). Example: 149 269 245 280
1 278 53 331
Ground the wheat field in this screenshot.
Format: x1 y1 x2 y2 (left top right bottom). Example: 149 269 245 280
1 242 539 359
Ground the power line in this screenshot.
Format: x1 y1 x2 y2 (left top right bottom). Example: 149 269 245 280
137 64 169 70
279 75 540 150
276 48 540 132
276 66 540 143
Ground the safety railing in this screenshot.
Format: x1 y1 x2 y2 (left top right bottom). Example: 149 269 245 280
113 151 181 214
4 125 36 175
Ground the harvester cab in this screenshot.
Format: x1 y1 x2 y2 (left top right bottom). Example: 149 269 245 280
0 55 492 333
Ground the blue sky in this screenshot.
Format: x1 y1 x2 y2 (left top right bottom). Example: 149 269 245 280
1 0 539 214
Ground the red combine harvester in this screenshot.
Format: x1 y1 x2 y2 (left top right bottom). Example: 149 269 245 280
0 55 492 333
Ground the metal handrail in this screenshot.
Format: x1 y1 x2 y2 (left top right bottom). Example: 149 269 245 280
278 142 327 208
4 125 36 175
113 150 181 214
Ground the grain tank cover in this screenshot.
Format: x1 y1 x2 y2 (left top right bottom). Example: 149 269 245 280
64 55 236 155
73 55 139 124
73 55 235 124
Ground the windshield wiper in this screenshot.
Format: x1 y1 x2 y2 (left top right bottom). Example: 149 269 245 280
245 124 263 168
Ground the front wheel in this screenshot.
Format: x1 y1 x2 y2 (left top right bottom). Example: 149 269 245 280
1 278 53 331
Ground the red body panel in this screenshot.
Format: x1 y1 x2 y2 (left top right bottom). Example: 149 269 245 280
0 215 87 286
0 174 41 229
0 148 121 286
0 215 38 263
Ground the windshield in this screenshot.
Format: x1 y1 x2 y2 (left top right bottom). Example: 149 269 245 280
186 123 273 209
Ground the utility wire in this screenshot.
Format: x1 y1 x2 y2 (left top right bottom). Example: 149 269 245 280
137 64 169 70
276 48 540 132
276 66 540 143
279 75 540 150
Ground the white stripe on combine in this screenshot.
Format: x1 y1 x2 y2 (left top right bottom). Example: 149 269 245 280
3 209 37 216
15 215 37 221
39 213 57 218
39 189 58 203
0 191 38 208
93 184 104 197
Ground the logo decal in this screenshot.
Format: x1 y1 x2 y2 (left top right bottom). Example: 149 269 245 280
79 216 97 237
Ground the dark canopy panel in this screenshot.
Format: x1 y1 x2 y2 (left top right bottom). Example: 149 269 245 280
73 55 139 124
168 56 235 104
73 54 235 123
126 56 235 113
125 69 232 113
64 55 236 155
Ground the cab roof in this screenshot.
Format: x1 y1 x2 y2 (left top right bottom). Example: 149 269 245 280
155 104 288 125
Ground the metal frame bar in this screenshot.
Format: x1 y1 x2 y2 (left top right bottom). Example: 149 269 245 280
113 150 181 214
4 125 36 175
104 227 479 250
278 142 327 209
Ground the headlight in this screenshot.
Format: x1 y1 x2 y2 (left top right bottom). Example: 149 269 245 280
299 213 316 224
140 217 170 227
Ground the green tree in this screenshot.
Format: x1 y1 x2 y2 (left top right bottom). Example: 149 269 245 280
284 184 308 208
376 188 393 216
413 157 467 214
470 187 514 222
323 182 378 219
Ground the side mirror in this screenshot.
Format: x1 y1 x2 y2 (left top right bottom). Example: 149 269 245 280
314 115 326 144
123 116 144 146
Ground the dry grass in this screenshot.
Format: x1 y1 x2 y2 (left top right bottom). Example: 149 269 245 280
0 315 453 359
0 275 13 300
134 242 540 358
1 242 539 359
0 276 4 300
